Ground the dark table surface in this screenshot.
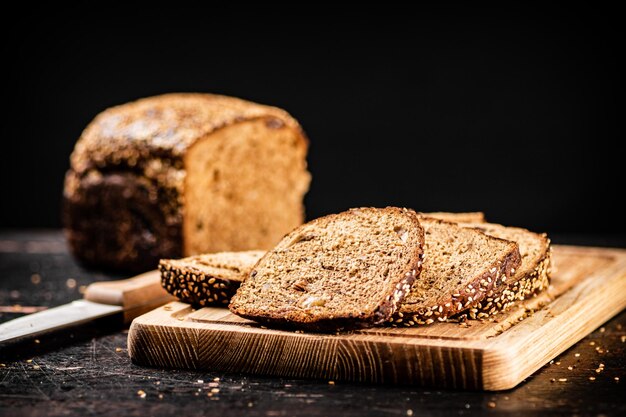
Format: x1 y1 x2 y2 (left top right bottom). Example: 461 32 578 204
0 230 624 417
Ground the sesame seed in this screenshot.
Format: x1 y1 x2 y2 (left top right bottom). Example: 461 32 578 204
137 390 146 398
558 378 567 382
589 376 596 381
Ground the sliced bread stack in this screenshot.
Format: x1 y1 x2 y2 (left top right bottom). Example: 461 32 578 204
159 210 551 331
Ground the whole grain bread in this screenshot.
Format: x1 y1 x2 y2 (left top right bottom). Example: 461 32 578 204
64 94 311 271
159 250 264 307
229 207 425 331
457 223 552 320
395 218 521 325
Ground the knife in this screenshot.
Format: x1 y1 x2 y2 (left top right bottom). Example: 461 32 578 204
0 270 175 347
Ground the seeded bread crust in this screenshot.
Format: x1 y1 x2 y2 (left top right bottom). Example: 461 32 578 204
230 207 425 332
159 250 264 307
459 251 552 321
63 93 307 271
395 218 522 325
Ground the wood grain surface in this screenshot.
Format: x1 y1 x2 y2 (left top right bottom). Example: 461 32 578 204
128 245 626 390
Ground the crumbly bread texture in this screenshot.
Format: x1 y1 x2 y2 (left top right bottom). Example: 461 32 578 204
395 218 521 325
421 212 486 223
159 250 264 307
456 223 552 320
229 207 425 331
64 93 311 271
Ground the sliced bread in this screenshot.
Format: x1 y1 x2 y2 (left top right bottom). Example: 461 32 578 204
457 223 552 320
229 207 425 331
159 250 264 306
395 218 521 325
422 212 486 223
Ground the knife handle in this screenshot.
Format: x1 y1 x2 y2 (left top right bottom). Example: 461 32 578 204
84 270 176 324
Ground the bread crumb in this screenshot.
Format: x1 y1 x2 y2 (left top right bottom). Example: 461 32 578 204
34 339 40 344
78 285 88 294
137 390 146 398
158 393 164 399
406 410 413 416
328 381 335 385
211 388 220 393
213 377 220 382
248 402 254 408
30 274 41 284
615 377 620 382
115 347 123 352
599 327 606 333
33 365 40 370
197 379 204 383
66 278 77 289
621 335 626 343
487 401 496 408
26 359 33 363
550 378 555 383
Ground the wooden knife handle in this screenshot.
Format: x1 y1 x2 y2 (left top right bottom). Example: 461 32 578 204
84 270 176 323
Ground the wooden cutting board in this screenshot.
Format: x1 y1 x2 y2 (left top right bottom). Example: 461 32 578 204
128 245 626 390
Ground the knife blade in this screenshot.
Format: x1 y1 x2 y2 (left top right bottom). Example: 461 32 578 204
0 270 175 347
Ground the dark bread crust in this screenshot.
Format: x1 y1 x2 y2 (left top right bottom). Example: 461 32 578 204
63 171 182 271
230 207 425 332
396 218 522 325
63 93 306 271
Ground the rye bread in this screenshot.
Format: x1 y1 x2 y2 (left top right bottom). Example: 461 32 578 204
395 218 521 325
229 207 425 331
160 251 264 306
457 223 552 320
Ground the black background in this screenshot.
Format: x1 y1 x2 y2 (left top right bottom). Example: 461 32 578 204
2 4 623 234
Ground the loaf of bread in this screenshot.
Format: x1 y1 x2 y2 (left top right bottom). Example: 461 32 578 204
229 207 425 331
63 94 311 271
159 250 264 307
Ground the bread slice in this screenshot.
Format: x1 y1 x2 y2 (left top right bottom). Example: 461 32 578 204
229 207 425 331
395 218 521 325
457 223 552 320
421 212 486 223
159 251 264 306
